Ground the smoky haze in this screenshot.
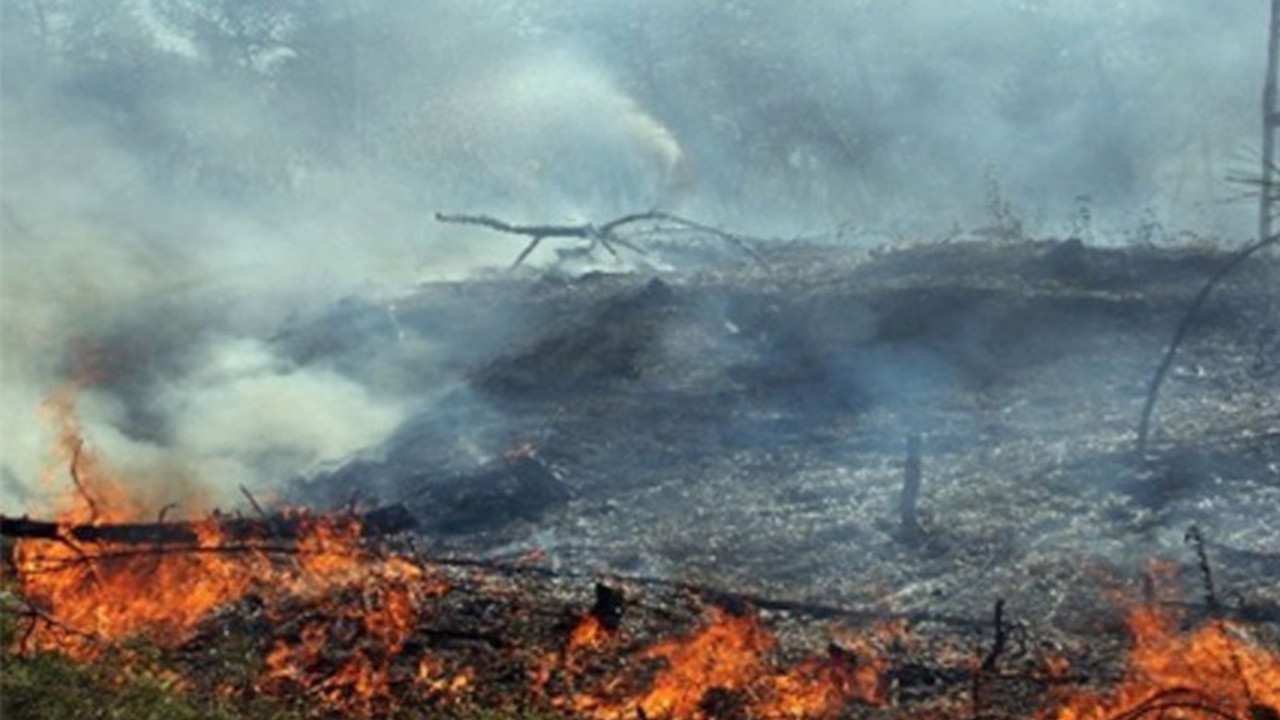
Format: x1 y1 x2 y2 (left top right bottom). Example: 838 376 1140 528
0 0 1266 511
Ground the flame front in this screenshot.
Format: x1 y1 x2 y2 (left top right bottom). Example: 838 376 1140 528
260 557 453 715
10 391 1279 720
1045 605 1280 720
10 390 458 718
13 390 264 657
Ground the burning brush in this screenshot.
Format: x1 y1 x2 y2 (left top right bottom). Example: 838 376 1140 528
2 396 1279 720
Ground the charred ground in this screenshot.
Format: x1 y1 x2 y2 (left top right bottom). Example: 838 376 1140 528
288 236 1279 632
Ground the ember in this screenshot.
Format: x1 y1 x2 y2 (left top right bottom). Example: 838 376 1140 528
259 557 453 716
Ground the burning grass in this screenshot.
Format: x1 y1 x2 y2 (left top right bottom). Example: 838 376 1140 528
3 393 1279 720
1040 605 1280 720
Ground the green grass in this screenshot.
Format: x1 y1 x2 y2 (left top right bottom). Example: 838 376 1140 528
0 593 298 720
2 651 228 720
0 601 577 720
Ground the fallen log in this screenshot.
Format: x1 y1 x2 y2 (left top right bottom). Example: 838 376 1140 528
0 503 416 545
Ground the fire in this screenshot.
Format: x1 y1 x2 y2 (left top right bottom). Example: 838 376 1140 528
568 606 887 720
10 390 1279 720
8 388 453 720
633 607 773 718
12 390 263 657
760 635 890 717
567 613 612 653
259 555 454 715
1045 605 1280 720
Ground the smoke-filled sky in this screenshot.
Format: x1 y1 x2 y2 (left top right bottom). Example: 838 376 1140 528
0 0 1268 511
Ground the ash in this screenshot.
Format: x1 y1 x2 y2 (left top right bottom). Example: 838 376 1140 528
288 237 1280 634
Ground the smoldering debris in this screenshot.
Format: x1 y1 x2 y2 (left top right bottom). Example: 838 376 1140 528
274 238 1278 627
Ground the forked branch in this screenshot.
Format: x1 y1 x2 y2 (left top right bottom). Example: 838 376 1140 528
435 210 767 268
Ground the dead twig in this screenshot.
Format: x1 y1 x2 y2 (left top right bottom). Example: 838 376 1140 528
1186 526 1221 617
3 594 110 652
1186 526 1259 709
239 484 285 543
67 439 99 523
0 504 414 545
980 598 1007 673
1136 232 1280 457
1105 688 1244 720
11 544 381 583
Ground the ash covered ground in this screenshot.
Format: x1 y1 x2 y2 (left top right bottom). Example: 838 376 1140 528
286 237 1280 635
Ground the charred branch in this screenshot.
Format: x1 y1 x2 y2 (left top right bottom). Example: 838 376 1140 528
0 503 416 546
980 598 1008 674
1136 232 1280 458
1262 0 1279 241
434 210 767 268
1186 526 1221 618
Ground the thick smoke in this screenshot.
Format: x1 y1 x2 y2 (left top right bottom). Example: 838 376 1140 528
0 0 1267 511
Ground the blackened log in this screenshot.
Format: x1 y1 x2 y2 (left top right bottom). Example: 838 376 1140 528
0 516 63 541
590 582 626 631
0 504 416 545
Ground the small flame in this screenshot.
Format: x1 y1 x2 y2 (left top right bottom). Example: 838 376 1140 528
568 607 887 720
568 613 612 654
1044 605 1280 720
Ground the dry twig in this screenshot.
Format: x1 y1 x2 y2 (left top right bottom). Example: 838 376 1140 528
1136 233 1280 457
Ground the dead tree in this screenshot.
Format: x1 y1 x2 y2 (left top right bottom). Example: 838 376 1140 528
1262 0 1280 242
435 211 767 268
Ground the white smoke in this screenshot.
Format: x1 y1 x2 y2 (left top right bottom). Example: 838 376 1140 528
412 51 686 222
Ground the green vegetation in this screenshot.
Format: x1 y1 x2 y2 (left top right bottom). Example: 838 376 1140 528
3 651 225 720
0 602 578 720
0 598 295 720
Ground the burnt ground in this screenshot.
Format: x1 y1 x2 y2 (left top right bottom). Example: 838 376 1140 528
281 236 1280 677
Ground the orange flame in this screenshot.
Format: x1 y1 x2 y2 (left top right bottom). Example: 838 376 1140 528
1044 605 1280 720
567 613 613 654
16 391 1280 720
260 558 452 716
568 607 887 720
10 388 452 720
13 390 259 657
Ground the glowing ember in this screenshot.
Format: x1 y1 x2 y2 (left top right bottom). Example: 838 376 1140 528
567 613 613 654
760 635 889 717
259 558 452 716
1044 605 1280 720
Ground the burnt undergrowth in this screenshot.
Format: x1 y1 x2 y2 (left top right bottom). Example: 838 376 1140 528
286 236 1278 637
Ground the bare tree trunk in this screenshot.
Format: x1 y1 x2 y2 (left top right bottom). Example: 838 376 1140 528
1261 0 1279 241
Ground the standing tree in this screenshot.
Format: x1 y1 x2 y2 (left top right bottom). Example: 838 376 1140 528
1263 0 1279 241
